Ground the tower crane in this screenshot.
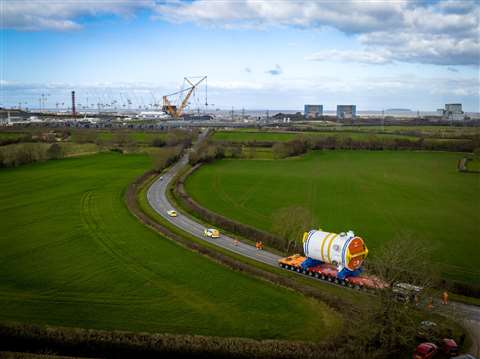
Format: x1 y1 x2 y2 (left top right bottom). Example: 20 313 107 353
163 76 207 119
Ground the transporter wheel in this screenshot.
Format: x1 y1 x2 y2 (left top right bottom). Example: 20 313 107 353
321 274 326 280
296 268 301 273
309 271 314 277
314 273 320 278
354 285 360 290
347 282 353 288
328 276 333 282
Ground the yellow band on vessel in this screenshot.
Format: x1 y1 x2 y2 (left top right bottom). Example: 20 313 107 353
302 232 308 243
327 234 339 263
320 233 332 262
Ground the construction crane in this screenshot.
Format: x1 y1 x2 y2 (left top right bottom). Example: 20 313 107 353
163 76 207 119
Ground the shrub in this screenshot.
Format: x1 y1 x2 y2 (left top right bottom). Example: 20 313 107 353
272 137 309 159
166 129 196 147
47 143 64 160
189 143 226 165
151 137 166 147
73 131 98 144
0 143 48 167
152 145 183 173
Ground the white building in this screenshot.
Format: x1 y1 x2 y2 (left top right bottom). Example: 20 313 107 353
304 105 323 119
337 105 356 120
443 103 465 121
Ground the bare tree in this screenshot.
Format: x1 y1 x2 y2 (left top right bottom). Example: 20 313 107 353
271 206 315 253
351 236 439 358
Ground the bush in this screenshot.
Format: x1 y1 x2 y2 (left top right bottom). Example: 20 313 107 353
47 143 64 160
0 143 48 167
272 137 309 159
189 143 226 165
113 132 136 148
166 129 196 147
151 137 166 147
152 145 183 173
73 131 98 144
0 321 350 359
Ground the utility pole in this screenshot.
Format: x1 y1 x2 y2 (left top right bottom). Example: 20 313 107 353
231 106 234 121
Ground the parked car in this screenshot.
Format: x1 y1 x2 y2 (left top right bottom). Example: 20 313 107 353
167 210 177 217
440 338 458 357
413 342 438 359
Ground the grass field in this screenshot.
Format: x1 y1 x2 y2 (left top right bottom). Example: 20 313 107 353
185 151 480 284
313 125 480 139
211 129 472 143
0 132 27 140
70 130 166 145
212 129 418 142
0 153 340 340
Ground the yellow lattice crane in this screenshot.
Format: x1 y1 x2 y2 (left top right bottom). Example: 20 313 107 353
162 76 207 119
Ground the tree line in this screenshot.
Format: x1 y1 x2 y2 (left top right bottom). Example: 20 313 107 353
214 134 479 159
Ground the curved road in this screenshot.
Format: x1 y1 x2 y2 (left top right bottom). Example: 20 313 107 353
146 132 479 355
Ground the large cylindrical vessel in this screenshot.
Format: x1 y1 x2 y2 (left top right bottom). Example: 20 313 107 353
302 230 368 272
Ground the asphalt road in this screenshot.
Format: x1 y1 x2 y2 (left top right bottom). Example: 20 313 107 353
146 132 480 353
147 155 281 267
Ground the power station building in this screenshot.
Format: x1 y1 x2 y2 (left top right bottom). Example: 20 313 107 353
304 105 323 119
336 105 356 120
443 103 465 121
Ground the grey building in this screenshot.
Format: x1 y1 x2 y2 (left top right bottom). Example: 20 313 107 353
304 105 323 119
443 103 464 121
336 105 356 120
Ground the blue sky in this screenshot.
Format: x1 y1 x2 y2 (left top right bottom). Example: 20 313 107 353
1 0 479 111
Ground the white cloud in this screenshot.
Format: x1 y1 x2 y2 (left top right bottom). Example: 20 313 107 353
2 0 154 31
306 49 392 65
4 1 479 66
155 0 480 66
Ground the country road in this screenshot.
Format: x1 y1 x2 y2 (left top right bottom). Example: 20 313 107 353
146 131 479 356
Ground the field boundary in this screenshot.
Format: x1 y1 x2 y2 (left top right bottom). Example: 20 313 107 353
0 322 343 359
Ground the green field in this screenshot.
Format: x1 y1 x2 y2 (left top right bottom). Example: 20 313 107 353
212 129 429 142
212 128 479 145
185 151 480 284
71 130 166 144
311 125 480 139
0 153 340 339
0 132 27 140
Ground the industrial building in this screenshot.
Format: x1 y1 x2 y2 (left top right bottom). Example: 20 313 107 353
336 105 356 120
304 105 323 119
443 103 465 121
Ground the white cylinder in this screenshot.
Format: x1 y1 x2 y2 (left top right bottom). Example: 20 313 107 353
302 230 368 271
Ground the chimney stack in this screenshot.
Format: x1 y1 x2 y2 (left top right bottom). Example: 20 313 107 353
71 91 76 116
